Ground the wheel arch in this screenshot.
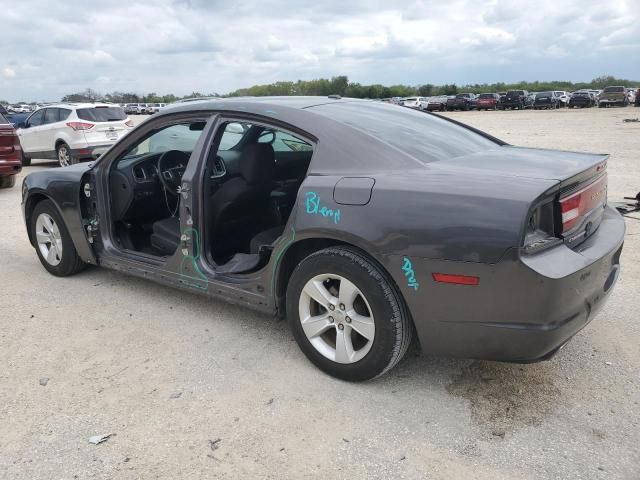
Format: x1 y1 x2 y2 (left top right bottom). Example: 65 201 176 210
55 138 68 150
273 237 415 340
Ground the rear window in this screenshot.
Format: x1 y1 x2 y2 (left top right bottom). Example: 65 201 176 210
478 93 495 99
77 107 127 122
0 113 7 124
507 90 524 95
603 86 624 93
536 92 552 98
312 102 500 164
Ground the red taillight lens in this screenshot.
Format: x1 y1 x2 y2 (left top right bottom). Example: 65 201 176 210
125 120 134 128
560 173 608 232
432 273 479 286
66 122 94 131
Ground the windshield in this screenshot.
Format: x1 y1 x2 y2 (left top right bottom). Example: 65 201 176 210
603 86 624 93
77 107 127 122
312 102 501 164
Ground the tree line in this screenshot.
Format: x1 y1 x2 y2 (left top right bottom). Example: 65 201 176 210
4 74 636 106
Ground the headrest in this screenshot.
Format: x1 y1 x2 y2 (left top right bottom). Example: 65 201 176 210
240 143 275 185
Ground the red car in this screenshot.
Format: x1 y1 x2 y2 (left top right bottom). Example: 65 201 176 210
476 93 502 110
0 112 23 188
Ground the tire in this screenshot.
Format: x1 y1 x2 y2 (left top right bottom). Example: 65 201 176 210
56 142 74 167
22 151 31 166
30 200 85 276
0 175 16 189
287 246 412 381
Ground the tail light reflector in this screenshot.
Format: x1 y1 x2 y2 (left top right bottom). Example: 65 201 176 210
66 122 94 131
432 273 479 286
559 173 608 232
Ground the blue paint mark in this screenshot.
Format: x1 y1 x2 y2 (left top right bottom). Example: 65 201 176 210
305 191 341 224
264 109 278 115
402 257 419 291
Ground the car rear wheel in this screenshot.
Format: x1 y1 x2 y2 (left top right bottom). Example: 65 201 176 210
287 246 412 381
30 200 85 276
0 175 16 189
56 142 74 167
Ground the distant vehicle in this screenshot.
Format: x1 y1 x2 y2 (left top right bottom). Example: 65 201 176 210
569 91 596 108
17 103 134 167
402 97 428 110
11 104 31 113
533 91 561 109
0 112 22 188
553 91 570 106
636 90 640 107
526 93 537 108
425 95 448 111
446 93 477 111
598 86 629 107
0 104 7 115
124 103 147 114
5 112 30 127
147 103 167 114
475 93 501 110
627 88 637 105
502 90 530 110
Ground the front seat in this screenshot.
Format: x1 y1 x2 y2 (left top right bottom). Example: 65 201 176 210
207 143 279 259
150 215 181 255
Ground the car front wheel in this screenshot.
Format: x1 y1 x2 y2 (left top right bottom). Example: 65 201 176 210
30 200 85 276
287 246 412 381
56 142 73 167
0 175 16 188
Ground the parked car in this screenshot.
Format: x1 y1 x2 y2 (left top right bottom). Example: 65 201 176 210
0 112 22 188
569 91 596 108
502 90 530 109
17 103 134 167
598 86 629 107
20 97 624 381
402 97 428 110
475 93 501 110
425 95 448 111
554 91 570 106
533 91 561 109
5 112 30 128
147 103 167 114
636 91 640 107
0 104 8 115
446 93 477 111
10 104 32 113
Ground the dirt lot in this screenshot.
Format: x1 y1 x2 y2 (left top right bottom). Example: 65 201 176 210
1 107 639 479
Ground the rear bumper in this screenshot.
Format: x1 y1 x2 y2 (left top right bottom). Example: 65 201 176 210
70 144 113 160
388 205 625 362
0 159 22 177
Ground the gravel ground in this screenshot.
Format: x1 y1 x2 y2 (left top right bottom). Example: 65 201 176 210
1 107 639 479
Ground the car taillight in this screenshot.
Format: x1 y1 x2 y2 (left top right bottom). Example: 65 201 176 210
66 122 94 131
125 120 134 128
522 200 561 254
559 173 608 233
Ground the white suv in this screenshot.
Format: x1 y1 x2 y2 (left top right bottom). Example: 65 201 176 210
147 103 167 114
17 103 133 167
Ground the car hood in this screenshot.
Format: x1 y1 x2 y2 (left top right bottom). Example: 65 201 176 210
431 145 607 183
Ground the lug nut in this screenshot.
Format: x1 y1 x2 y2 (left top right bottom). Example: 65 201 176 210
338 324 344 330
339 303 345 310
345 316 351 323
328 304 335 311
328 316 334 323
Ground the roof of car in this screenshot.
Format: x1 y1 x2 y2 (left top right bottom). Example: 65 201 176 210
163 96 365 113
35 102 116 109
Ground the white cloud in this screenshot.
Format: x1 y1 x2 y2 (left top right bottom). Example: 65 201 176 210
2 67 16 79
0 0 638 101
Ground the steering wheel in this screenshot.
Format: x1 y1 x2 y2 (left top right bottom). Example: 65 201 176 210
157 150 189 196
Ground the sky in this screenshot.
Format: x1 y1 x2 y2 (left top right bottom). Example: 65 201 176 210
1 0 639 102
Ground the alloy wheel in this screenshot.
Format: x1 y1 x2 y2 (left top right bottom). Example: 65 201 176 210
58 145 71 167
35 213 63 266
298 273 375 364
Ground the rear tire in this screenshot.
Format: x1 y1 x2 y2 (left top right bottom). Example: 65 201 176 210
56 142 74 167
21 151 31 166
0 175 16 189
30 200 85 276
287 246 412 381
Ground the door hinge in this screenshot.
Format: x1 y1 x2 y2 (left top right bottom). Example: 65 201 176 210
85 217 99 243
83 183 93 198
180 232 191 255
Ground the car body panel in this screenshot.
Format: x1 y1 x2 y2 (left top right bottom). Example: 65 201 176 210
0 114 23 179
22 97 626 363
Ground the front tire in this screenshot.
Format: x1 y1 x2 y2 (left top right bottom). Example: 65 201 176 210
56 142 74 167
30 200 85 276
287 247 412 381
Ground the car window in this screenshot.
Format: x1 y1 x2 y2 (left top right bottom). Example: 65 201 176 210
77 106 127 122
218 122 250 150
312 102 500 164
28 109 45 127
0 113 6 124
44 108 60 124
59 108 71 121
119 122 206 163
258 129 312 152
